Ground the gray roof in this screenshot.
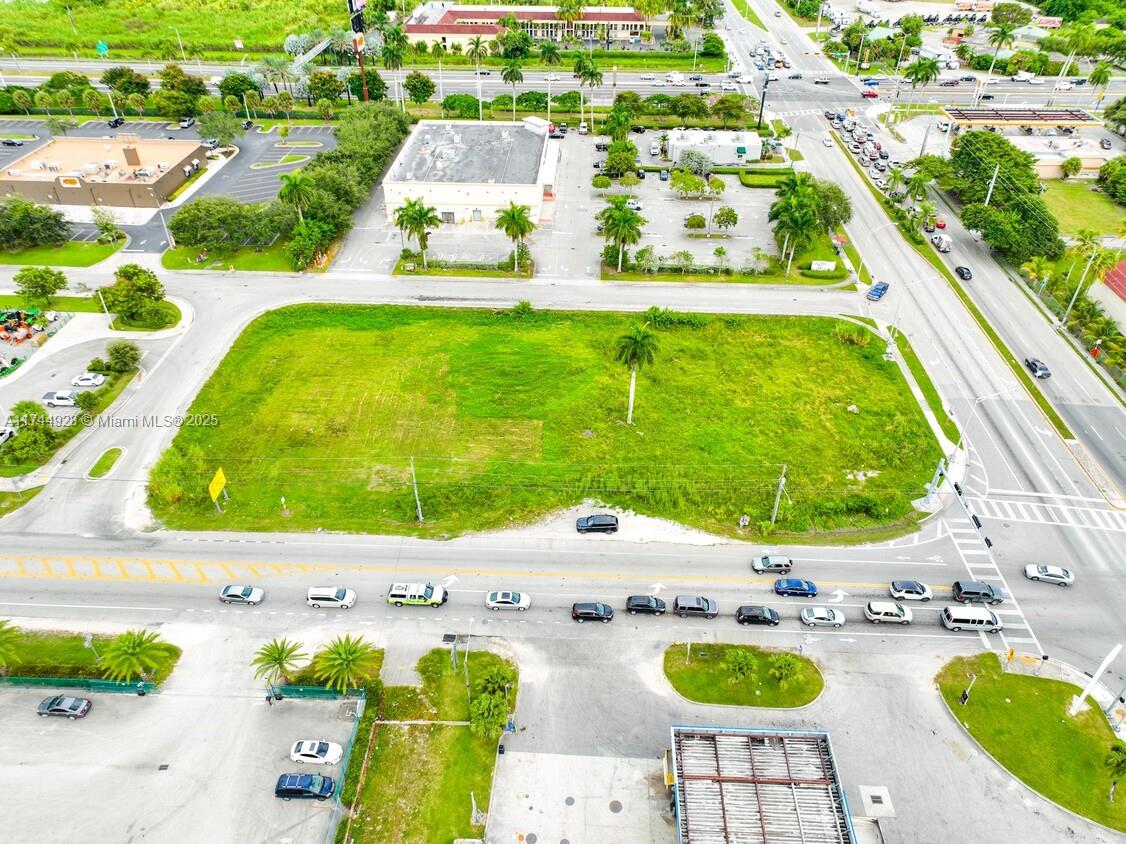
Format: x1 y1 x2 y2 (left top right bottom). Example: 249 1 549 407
388 122 545 185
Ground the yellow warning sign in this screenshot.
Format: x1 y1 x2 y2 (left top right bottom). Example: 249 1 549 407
208 468 227 502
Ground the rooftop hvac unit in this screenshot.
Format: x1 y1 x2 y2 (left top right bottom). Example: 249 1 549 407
423 134 432 144
122 145 140 166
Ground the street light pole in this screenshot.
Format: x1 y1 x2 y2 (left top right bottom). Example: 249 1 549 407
755 76 770 131
171 27 187 63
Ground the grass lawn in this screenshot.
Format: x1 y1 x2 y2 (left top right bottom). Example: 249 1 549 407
151 305 940 539
8 628 181 683
788 149 805 162
111 299 182 331
608 269 840 285
731 0 767 29
937 653 1126 832
88 447 123 479
249 154 310 169
893 329 960 444
161 243 292 272
664 644 823 707
0 485 43 516
0 294 103 314
1040 180 1126 235
0 241 122 267
0 133 38 140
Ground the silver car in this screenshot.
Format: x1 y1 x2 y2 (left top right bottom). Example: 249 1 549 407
1023 564 1074 586
800 606 845 628
751 555 793 574
864 601 912 624
485 590 531 611
219 584 264 605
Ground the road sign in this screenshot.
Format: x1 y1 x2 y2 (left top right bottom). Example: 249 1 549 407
353 31 366 53
96 41 109 57
959 689 969 706
208 468 227 502
1007 648 1015 662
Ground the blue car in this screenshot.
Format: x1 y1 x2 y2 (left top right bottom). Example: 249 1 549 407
275 773 335 801
866 282 889 301
863 78 880 86
774 578 818 597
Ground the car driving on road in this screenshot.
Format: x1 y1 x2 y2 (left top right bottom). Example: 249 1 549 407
800 607 844 628
774 578 817 597
890 580 932 601
486 590 531 611
626 595 666 615
1024 357 1051 379
736 605 780 626
751 555 793 574
673 595 718 618
864 601 913 624
572 602 613 622
1023 564 1074 586
38 695 92 719
867 282 890 301
219 584 264 605
952 579 1004 605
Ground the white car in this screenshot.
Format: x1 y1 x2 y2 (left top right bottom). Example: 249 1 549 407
290 740 343 765
721 82 737 91
41 390 76 408
486 590 531 611
740 76 754 84
1027 77 1045 85
822 137 833 147
654 81 667 87
889 580 933 601
71 372 106 388
864 601 913 624
545 73 560 82
801 607 844 628
985 77 1002 85
219 584 264 605
625 199 642 211
639 73 655 81
577 122 589 134
1023 564 1074 586
1055 81 1074 91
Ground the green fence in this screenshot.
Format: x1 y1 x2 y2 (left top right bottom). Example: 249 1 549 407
0 676 157 694
276 684 364 700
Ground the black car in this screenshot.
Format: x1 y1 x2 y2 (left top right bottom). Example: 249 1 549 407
476 69 491 76
630 125 646 134
695 81 711 87
659 169 669 181
981 94 995 100
878 149 889 159
1024 357 1051 379
824 109 836 119
592 160 604 169
1 138 23 147
955 266 973 280
736 605 780 626
636 168 646 180
576 514 618 534
673 595 718 619
242 119 254 130
788 73 802 80
688 74 703 81
107 116 125 128
626 595 666 615
38 695 92 719
952 580 1004 605
572 602 614 623
275 773 335 801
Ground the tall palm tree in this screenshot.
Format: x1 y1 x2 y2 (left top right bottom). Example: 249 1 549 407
495 202 535 271
1021 256 1053 291
902 57 939 116
613 322 659 425
257 56 291 93
251 637 307 684
381 39 406 109
1089 61 1112 108
99 629 172 683
906 170 932 201
598 196 645 273
572 53 591 125
918 200 938 227
501 59 523 122
986 23 1017 78
556 0 583 40
579 60 603 132
667 0 695 41
0 619 20 668
393 197 442 268
313 634 380 694
278 170 314 222
884 166 907 197
467 34 489 120
1074 227 1101 258
539 40 561 66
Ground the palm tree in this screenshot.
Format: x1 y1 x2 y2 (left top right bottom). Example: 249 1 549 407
902 57 939 116
501 59 523 122
579 60 603 132
467 35 488 72
313 634 380 694
668 0 695 41
393 197 442 268
0 619 20 668
251 637 307 684
381 41 406 109
278 170 314 222
539 40 561 66
598 196 645 273
1074 227 1101 258
1107 744 1126 803
257 56 291 94
986 23 1017 78
99 629 172 683
1021 256 1053 292
884 166 906 197
495 202 535 271
613 322 659 425
572 53 591 126
918 200 937 227
1089 61 1112 108
906 170 932 201
55 90 75 116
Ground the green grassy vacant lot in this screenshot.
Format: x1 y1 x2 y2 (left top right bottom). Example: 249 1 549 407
664 644 823 707
151 305 939 538
937 653 1126 832
8 628 181 683
0 241 121 267
161 243 292 272
1041 180 1126 235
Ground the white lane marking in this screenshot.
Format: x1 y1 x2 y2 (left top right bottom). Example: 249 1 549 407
0 601 175 611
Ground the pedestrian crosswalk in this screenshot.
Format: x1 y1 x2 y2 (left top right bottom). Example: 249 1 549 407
968 496 1126 533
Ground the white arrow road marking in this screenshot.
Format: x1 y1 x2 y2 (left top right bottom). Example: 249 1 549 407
828 588 849 604
649 583 666 595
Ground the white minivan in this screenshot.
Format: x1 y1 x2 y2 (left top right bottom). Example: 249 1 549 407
578 122 589 135
649 141 660 155
941 605 1003 633
307 586 357 609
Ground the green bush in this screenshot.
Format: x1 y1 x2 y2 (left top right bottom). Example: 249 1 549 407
338 680 383 807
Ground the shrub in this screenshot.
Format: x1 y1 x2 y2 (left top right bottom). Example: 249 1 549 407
106 341 141 372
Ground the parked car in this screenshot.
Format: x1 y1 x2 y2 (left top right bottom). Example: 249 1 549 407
108 116 125 128
486 590 531 611
1024 357 1051 379
625 199 642 211
1 138 24 147
38 695 91 719
275 773 334 801
800 606 844 628
1023 564 1074 586
878 149 889 159
41 390 77 408
814 77 830 85
71 372 106 388
889 580 932 602
952 579 1004 605
202 138 220 149
290 740 343 765
572 602 613 623
867 282 890 301
626 595 666 615
864 601 912 624
774 578 817 597
955 266 973 280
578 122 588 135
178 116 195 128
219 584 264 605
736 605 780 626
659 169 669 181
788 73 802 80
751 555 793 574
636 169 646 180
242 119 254 130
576 514 618 534
673 595 718 618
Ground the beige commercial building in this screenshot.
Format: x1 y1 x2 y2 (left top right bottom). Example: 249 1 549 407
405 3 644 49
383 118 560 225
0 134 206 208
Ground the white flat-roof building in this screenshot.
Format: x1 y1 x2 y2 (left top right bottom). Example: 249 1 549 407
384 118 560 225
667 129 759 167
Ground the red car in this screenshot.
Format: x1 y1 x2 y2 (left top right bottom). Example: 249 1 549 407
861 89 878 98
935 218 947 229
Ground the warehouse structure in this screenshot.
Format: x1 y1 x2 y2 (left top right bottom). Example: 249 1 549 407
406 3 644 48
667 129 760 167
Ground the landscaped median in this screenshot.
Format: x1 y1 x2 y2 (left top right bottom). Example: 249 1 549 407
937 653 1126 833
0 240 123 267
664 643 823 708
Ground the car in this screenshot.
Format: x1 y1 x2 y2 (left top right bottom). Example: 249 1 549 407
780 37 787 44
981 93 995 100
814 77 830 85
306 586 356 609
874 161 887 172
625 199 642 211
1101 138 1113 150
630 125 646 134
800 607 845 628
41 390 76 408
774 8 781 14
219 584 264 605
952 579 1004 605
639 73 655 81
934 217 946 228
0 426 14 446
924 220 936 233
626 595 666 615
751 555 793 574
878 149 889 159
659 169 669 181
242 119 254 130
688 74 703 81
476 69 491 76
1 138 24 147
864 601 913 624
694 81 710 88
862 79 879 87
849 143 863 154
890 580 933 602
1023 564 1074 586
1024 357 1051 379
388 582 447 607
673 595 718 618
275 773 334 801
486 590 531 611
592 160 603 169
545 73 560 82
824 109 836 119
960 75 976 82
721 82 737 91
740 76 754 84
202 138 220 149
654 80 668 87
861 89 877 98
939 80 959 87
178 116 195 128
774 578 817 597
577 122 588 135
822 137 833 147
955 266 972 280
788 73 802 80
108 116 125 128
576 514 618 534
290 740 344 765
572 602 613 623
873 178 885 189
1028 77 1044 85
70 372 106 388
38 695 92 719
867 282 890 301
736 605 780 626
985 76 1002 85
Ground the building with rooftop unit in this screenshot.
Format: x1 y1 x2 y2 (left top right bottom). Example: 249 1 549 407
405 3 644 48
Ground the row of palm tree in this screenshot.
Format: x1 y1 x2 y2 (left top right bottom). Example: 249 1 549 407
598 195 645 274
768 173 821 277
393 198 536 272
251 635 379 694
0 620 173 684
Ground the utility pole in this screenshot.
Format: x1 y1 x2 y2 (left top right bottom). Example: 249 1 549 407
1061 247 1098 325
918 122 931 157
923 457 946 506
770 464 787 525
756 76 771 131
410 456 423 521
982 163 1000 207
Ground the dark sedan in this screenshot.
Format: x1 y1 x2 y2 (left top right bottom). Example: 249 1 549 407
38 695 92 719
955 266 973 280
1 138 24 147
275 773 334 801
774 578 818 597
1024 357 1051 379
576 514 618 534
736 605 781 626
626 595 666 615
572 602 614 622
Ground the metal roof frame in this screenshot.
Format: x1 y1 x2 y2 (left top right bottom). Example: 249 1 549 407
940 107 1097 126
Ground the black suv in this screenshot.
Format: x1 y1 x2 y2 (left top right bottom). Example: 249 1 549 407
572 602 613 623
107 116 125 128
576 514 618 534
275 773 334 801
736 605 781 626
673 595 718 618
626 595 666 615
952 580 1004 605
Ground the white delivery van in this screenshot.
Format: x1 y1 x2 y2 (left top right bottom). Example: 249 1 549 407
941 605 1003 633
931 233 952 253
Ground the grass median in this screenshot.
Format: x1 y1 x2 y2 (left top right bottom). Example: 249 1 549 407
151 304 941 539
0 486 43 517
892 329 959 444
161 243 292 272
0 241 122 267
664 643 823 708
88 447 123 479
937 653 1126 832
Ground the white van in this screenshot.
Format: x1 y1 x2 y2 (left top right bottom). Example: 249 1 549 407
578 122 589 135
941 605 1003 633
931 233 952 253
649 141 660 156
306 586 357 609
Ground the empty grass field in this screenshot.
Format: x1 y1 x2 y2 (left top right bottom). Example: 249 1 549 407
1040 180 1126 235
150 305 941 538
